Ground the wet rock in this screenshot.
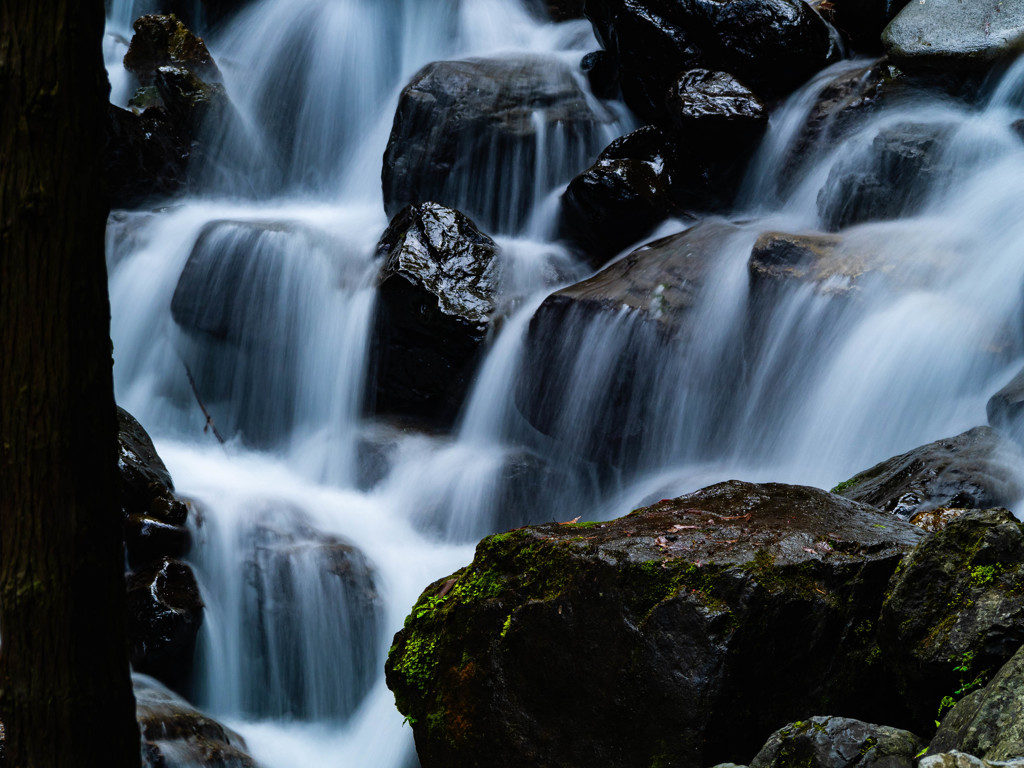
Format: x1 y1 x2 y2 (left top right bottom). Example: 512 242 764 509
123 14 221 86
517 221 737 464
117 406 175 515
105 104 189 208
987 365 1024 446
878 508 1024 731
749 716 925 768
558 127 683 266
882 0 1024 72
135 674 258 768
817 122 953 231
584 0 833 122
832 427 1024 520
908 507 971 533
690 0 837 97
664 69 766 140
126 515 192 569
919 753 1024 768
371 203 500 428
931 644 1024 761
583 0 707 122
386 480 924 768
382 56 613 232
127 557 205 689
154 65 230 136
237 508 382 719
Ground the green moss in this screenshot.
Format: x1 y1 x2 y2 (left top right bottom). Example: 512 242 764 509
830 478 857 494
393 633 440 694
860 736 878 756
500 614 513 639
566 520 604 528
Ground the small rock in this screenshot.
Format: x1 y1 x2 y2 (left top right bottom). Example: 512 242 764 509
749 716 924 768
832 426 1024 519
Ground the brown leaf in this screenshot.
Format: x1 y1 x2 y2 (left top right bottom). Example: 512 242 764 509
437 578 457 598
558 515 582 525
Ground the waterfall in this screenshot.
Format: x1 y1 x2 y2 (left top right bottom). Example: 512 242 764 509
106 0 1024 765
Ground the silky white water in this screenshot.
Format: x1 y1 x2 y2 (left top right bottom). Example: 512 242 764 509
105 1 1024 765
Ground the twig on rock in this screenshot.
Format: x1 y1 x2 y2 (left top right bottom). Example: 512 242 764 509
183 361 225 444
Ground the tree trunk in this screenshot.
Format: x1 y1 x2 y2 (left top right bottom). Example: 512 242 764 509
0 2 141 766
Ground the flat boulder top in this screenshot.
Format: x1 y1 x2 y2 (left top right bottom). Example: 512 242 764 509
883 0 1024 68
522 480 923 568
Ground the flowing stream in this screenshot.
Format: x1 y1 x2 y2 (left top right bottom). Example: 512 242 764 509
105 1 1024 765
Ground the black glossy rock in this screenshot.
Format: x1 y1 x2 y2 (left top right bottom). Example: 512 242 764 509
664 69 767 141
126 514 192 569
106 104 189 208
127 557 205 690
583 0 834 121
931 644 1024 761
987 365 1024 446
386 480 924 768
749 716 925 768
832 427 1024 520
135 674 258 768
817 122 953 231
117 407 175 516
559 127 681 267
371 203 500 427
878 508 1024 732
689 0 836 97
382 56 612 232
123 14 221 86
584 0 707 122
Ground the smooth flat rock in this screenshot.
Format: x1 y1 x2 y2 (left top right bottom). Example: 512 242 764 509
883 0 1024 70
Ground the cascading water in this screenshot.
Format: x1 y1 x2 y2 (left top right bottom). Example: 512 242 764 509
105 0 1024 765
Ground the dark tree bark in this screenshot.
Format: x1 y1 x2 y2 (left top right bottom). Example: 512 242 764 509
0 2 141 766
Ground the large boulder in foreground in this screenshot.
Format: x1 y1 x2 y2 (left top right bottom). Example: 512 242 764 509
135 674 258 768
930 644 1024 761
878 509 1024 731
882 0 1024 71
386 480 924 768
749 716 924 768
832 427 1024 520
382 56 613 233
371 203 500 427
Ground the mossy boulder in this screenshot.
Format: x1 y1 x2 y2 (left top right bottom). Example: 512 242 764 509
878 509 1024 731
931 643 1024 761
833 427 1024 521
749 716 924 768
385 480 924 768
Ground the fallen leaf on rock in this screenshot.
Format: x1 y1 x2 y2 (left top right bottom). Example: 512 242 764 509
438 578 457 597
669 524 699 531
802 547 817 554
558 515 582 525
